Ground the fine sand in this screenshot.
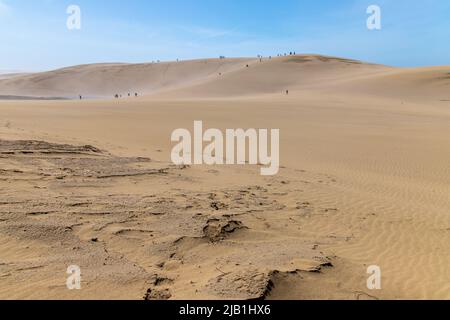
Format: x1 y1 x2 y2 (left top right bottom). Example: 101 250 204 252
0 55 449 300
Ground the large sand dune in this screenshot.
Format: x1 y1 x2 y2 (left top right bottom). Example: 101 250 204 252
1 55 449 101
0 58 256 99
0 55 449 300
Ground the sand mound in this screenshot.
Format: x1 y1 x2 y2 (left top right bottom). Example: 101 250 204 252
1 55 448 101
0 55 390 99
0 55 450 100
0 59 254 99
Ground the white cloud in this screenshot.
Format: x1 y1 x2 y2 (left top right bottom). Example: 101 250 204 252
0 1 11 16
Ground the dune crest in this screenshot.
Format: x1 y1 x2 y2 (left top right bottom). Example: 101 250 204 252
2 55 448 102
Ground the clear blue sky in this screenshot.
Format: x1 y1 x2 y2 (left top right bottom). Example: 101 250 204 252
1 0 449 71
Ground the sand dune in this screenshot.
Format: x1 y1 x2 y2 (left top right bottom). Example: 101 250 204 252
0 55 393 99
0 55 449 300
1 54 448 102
0 58 255 99
155 55 393 98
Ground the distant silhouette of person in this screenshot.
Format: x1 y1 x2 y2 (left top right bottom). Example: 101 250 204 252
115 94 119 99
79 95 82 100
286 90 289 95
135 93 138 97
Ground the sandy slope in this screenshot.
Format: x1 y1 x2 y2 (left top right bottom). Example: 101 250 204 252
0 55 449 300
0 58 255 99
1 54 448 101
0 55 394 99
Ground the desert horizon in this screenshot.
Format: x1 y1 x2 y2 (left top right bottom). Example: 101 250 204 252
0 1 449 308
1 53 449 300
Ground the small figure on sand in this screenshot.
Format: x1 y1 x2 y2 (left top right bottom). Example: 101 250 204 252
135 93 138 97
79 95 82 100
114 94 119 99
286 90 289 95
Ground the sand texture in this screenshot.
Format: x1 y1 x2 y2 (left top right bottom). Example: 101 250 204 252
0 55 449 299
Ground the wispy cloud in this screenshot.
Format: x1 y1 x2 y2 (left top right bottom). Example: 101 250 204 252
0 0 11 16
